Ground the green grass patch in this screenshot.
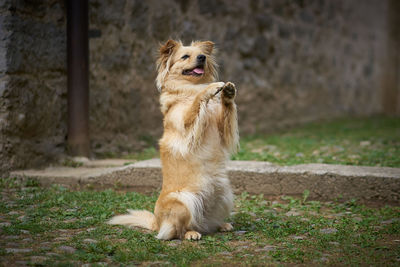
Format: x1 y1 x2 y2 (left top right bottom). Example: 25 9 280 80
0 178 399 266
233 116 400 167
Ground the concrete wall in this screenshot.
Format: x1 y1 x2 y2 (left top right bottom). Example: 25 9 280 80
0 0 396 174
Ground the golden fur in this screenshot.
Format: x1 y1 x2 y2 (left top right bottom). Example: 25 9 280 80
108 40 239 240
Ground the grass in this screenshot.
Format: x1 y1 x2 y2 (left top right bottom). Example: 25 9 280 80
235 116 400 167
0 177 399 266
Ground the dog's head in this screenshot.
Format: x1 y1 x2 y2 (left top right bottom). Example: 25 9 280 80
156 40 218 91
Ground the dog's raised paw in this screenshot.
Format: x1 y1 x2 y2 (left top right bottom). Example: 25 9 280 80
222 82 236 99
184 231 202 240
219 223 233 232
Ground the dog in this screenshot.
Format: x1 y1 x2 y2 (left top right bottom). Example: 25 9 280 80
108 40 239 240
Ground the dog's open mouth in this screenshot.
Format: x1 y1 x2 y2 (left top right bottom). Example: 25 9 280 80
182 66 205 76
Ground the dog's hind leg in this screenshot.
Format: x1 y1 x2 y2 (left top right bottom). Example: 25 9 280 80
155 198 200 240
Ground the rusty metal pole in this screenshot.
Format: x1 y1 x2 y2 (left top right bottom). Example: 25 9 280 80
67 0 90 157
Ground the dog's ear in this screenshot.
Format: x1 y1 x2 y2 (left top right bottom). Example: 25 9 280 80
160 39 179 57
192 41 214 55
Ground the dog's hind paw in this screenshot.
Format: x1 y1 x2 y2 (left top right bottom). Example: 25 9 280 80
184 231 202 240
219 223 233 232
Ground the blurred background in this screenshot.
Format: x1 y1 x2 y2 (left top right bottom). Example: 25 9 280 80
0 0 399 173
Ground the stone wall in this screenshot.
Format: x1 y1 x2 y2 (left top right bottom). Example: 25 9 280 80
0 0 67 174
88 0 389 153
0 0 395 173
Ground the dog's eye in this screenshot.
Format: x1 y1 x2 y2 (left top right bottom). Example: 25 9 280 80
181 55 190 60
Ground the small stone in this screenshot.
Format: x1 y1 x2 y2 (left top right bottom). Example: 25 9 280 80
329 241 340 246
234 230 247 235
22 238 33 242
86 227 96 232
247 212 256 217
295 153 304 157
5 248 33 253
285 210 301 216
255 245 276 252
30 256 48 264
0 222 11 227
20 230 30 234
320 228 338 234
83 238 98 244
54 237 69 242
360 141 371 146
300 218 309 222
167 240 182 247
353 217 362 222
58 245 76 254
63 218 77 223
381 218 399 224
8 211 19 215
45 252 59 257
291 235 306 240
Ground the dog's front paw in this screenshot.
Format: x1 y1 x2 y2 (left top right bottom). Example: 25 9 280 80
184 231 202 240
207 82 225 98
222 82 236 102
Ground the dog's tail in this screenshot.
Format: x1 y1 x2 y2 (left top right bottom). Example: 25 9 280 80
107 210 158 231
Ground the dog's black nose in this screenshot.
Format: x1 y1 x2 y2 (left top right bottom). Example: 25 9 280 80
197 54 206 62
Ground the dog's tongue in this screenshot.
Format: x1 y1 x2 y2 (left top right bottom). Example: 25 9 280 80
193 68 204 74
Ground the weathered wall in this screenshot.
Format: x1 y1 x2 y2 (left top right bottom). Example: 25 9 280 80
0 0 67 174
88 0 389 154
0 0 395 173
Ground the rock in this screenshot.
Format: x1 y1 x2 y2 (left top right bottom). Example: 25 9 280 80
320 228 338 234
360 141 371 147
285 210 301 216
20 230 29 234
57 245 76 254
8 211 19 215
381 218 400 224
167 240 182 247
234 230 247 235
0 222 11 227
255 245 276 252
30 256 48 264
83 238 98 244
290 235 306 240
5 248 33 253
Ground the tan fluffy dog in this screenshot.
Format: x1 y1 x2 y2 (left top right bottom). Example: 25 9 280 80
108 40 239 240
